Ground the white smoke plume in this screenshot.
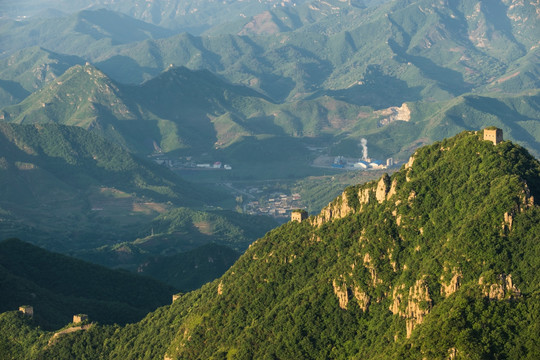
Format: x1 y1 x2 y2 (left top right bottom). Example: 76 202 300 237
360 138 368 160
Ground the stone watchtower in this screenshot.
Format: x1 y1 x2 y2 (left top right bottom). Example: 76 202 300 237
19 305 33 317
73 314 89 324
484 127 503 145
291 209 308 222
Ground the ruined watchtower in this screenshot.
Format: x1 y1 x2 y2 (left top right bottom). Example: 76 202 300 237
484 127 503 145
19 305 33 317
73 314 89 324
291 209 308 222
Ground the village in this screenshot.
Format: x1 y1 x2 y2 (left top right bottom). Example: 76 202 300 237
244 191 305 218
149 154 232 170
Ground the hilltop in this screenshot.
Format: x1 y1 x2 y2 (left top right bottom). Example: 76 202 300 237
5 129 539 358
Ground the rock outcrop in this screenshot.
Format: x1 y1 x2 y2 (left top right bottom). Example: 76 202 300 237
353 287 371 312
441 268 462 297
312 172 400 227
332 279 349 309
479 273 521 300
404 278 432 338
389 278 433 338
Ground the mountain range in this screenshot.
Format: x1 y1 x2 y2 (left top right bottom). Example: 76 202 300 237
2 0 390 33
0 0 538 164
2 0 538 102
0 1 539 357
2 129 539 358
2 63 539 164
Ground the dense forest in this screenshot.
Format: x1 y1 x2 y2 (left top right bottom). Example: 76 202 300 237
1 130 538 359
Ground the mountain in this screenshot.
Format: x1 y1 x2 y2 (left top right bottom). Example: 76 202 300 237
3 129 539 358
0 9 174 56
0 63 278 155
0 47 84 107
4 62 539 164
2 0 391 34
0 238 176 330
0 122 224 251
0 63 368 178
3 1 537 106
42 0 533 105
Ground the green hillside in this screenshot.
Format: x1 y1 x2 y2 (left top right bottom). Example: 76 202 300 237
0 238 176 330
139 207 278 252
138 243 241 292
78 207 278 270
3 130 539 358
0 47 84 108
0 122 225 251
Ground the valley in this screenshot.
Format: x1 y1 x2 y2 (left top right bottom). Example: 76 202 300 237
0 0 539 358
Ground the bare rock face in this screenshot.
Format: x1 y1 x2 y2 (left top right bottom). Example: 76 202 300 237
389 284 405 315
389 279 433 338
502 184 535 232
441 268 462 297
447 348 458 360
405 278 432 338
359 188 371 205
363 253 382 287
313 192 354 226
479 273 521 300
375 176 389 203
332 280 349 309
313 174 397 226
386 179 398 200
405 154 416 181
377 103 411 127
217 281 224 295
353 287 371 312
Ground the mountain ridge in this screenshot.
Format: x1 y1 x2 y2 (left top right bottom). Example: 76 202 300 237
0 238 177 330
3 62 539 162
4 129 539 358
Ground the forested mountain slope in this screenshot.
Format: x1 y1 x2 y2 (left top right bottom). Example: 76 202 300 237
5 129 539 359
0 122 224 251
0 238 176 330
